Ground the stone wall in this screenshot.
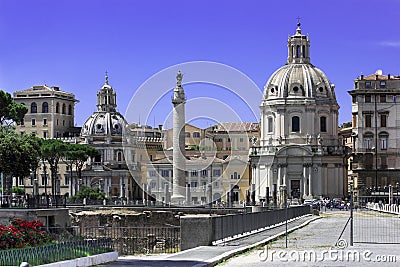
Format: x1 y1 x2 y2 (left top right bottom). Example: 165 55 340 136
70 209 180 227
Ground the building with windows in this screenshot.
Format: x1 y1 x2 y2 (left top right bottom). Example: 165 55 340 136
205 122 259 159
164 123 204 150
348 70 400 196
13 85 79 138
145 154 250 205
250 23 346 204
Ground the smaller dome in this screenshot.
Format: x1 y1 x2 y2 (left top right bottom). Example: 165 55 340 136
81 111 127 137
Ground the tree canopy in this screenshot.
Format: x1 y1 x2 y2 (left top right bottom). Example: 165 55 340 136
0 90 27 126
0 129 41 193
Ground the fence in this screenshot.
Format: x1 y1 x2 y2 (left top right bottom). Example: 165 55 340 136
181 205 311 250
346 196 400 244
0 238 112 266
49 225 181 256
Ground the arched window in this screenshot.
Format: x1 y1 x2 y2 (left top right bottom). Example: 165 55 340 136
56 102 60 113
31 102 37 113
320 117 327 132
296 45 301 58
302 45 306 58
68 104 72 115
42 102 48 113
62 103 66 114
292 116 300 132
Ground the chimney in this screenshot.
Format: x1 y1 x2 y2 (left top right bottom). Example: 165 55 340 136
360 74 364 80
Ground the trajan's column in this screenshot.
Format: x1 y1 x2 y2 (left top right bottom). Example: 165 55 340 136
171 71 186 203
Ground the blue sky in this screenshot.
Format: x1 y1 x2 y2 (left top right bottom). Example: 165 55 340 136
1 0 399 128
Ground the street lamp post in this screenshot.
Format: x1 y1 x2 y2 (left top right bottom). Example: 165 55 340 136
280 185 288 248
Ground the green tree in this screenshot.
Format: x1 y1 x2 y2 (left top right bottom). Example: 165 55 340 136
62 143 98 195
0 90 27 126
40 139 67 196
0 129 41 194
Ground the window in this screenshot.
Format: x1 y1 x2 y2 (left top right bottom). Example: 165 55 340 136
68 105 72 115
31 102 37 113
201 170 208 177
320 117 327 132
365 95 371 103
292 116 300 132
62 103 66 114
296 45 300 58
150 181 157 189
31 119 36 126
381 136 387 150
149 170 156 177
380 94 386 102
380 114 387 127
365 114 372 128
41 174 47 186
62 120 65 126
65 175 69 185
213 169 221 177
268 117 273 133
43 131 47 139
380 81 386 88
239 137 244 142
191 181 198 188
231 172 240 179
352 114 357 128
42 102 49 113
43 118 47 125
193 132 200 138
191 170 198 177
352 95 356 103
161 170 169 177
365 137 372 149
365 81 371 89
185 132 190 138
302 45 306 58
117 151 122 162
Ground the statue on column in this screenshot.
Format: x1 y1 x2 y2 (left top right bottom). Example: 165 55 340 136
176 70 183 86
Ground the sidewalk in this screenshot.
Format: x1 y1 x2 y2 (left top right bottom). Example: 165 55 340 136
98 214 319 267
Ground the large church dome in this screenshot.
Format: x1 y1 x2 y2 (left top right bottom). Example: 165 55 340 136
264 64 336 102
81 73 127 138
262 23 337 104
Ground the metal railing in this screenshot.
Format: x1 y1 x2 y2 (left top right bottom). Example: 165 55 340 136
212 205 311 242
50 226 181 256
0 238 112 266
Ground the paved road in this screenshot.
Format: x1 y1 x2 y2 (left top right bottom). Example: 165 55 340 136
220 210 400 266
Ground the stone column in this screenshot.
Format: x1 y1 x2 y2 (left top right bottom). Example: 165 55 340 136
308 165 312 197
303 164 308 197
171 71 186 204
186 183 191 205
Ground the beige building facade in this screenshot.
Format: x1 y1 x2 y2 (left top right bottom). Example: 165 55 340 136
13 85 79 138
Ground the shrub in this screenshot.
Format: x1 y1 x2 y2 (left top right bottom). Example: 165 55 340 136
0 218 52 250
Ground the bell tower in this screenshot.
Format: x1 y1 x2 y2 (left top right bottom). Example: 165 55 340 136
287 20 310 64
